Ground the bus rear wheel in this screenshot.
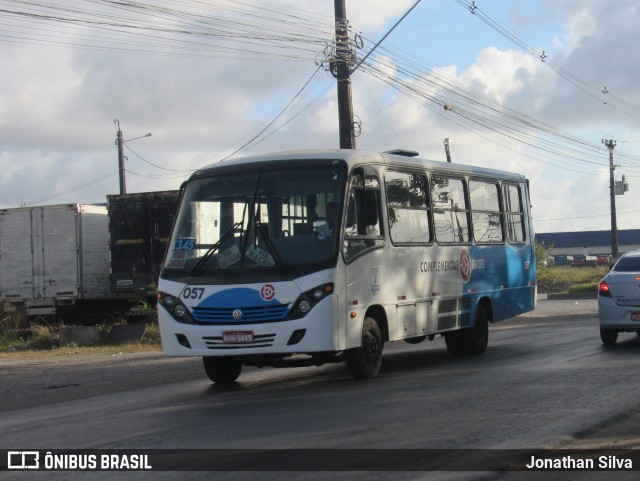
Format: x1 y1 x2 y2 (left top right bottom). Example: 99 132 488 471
203 356 243 384
346 317 384 379
445 304 489 356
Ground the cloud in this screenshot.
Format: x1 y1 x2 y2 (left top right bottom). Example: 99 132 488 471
0 0 638 235
347 0 416 31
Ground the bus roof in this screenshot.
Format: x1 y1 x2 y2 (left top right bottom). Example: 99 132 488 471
193 149 527 183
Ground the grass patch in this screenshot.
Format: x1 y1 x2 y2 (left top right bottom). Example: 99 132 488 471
538 265 609 293
0 317 163 354
0 311 28 348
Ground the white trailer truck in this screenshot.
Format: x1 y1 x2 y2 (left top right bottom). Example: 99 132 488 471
0 204 118 321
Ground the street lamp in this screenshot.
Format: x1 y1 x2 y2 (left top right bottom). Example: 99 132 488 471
444 138 452 163
443 104 454 163
114 119 153 195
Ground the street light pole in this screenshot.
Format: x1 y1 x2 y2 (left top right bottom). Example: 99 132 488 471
114 119 126 194
602 138 618 262
114 119 152 195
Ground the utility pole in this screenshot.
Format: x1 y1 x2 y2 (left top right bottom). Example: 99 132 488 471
334 0 356 149
114 120 152 195
602 138 618 261
115 119 126 195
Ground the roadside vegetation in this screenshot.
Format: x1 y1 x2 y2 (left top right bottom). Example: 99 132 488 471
0 308 162 354
536 242 609 294
537 265 608 293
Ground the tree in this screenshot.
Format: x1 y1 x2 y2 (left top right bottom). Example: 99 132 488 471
536 241 553 271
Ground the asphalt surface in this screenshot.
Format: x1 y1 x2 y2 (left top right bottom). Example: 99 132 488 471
2 298 640 481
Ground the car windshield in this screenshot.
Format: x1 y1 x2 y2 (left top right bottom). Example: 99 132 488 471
613 255 640 272
164 166 344 274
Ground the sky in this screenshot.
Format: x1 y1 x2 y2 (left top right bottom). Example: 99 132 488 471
1 0 639 234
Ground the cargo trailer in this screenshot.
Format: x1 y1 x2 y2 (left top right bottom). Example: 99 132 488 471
0 204 118 320
107 191 179 316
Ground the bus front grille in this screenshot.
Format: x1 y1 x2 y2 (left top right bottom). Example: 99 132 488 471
192 304 289 323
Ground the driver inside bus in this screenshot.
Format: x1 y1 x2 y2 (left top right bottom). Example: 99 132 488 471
316 201 338 239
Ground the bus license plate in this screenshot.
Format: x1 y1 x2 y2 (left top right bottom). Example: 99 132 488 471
631 312 640 321
222 331 254 344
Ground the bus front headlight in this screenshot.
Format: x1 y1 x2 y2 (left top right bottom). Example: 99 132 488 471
159 292 196 324
298 300 311 314
288 283 334 320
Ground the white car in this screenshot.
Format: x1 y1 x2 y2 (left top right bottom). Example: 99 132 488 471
598 250 640 345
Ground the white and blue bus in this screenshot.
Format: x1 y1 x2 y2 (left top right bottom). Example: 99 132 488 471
158 149 536 383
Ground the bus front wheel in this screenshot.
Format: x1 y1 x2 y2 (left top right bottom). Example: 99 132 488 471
445 304 489 356
346 317 384 379
203 356 243 384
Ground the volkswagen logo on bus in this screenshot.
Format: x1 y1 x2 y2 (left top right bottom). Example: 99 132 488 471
232 309 243 320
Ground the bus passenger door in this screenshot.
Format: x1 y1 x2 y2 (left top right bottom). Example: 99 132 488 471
343 169 386 348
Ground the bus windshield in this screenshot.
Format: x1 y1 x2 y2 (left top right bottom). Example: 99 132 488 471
164 166 344 274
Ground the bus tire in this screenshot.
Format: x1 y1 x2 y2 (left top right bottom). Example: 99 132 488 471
600 328 618 346
203 356 243 384
445 304 489 356
346 317 384 379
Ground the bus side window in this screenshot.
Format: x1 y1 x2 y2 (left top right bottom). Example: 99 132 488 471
344 174 384 261
363 190 382 236
504 184 526 243
345 192 357 235
432 176 470 244
385 170 431 244
345 189 382 236
469 180 504 244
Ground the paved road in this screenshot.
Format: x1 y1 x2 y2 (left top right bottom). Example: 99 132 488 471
2 298 640 481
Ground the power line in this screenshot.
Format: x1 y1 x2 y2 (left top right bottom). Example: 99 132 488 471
216 66 326 162
8 0 640 208
190 64 331 170
347 23 640 174
453 0 640 121
27 171 115 204
0 0 335 61
124 144 189 173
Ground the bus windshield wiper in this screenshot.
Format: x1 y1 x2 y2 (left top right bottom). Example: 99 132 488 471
255 220 288 273
190 222 243 277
